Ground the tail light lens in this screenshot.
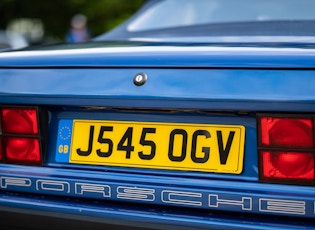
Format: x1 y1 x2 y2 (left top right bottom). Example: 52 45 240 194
2 108 39 134
0 107 43 165
258 115 315 185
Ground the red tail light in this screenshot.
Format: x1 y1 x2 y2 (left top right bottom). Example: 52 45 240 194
0 107 43 165
258 115 315 185
2 108 38 134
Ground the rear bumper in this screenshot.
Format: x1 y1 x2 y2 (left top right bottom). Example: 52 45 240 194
0 192 314 230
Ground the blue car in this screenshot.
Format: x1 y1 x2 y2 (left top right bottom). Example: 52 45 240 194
0 0 315 229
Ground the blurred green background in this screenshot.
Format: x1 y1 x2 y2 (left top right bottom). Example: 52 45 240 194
0 0 144 45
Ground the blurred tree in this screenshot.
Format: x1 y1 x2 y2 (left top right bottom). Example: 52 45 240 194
0 0 144 44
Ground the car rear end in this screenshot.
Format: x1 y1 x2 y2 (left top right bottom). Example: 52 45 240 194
0 44 315 229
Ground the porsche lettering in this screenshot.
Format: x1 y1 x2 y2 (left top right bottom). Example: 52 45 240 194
0 176 312 217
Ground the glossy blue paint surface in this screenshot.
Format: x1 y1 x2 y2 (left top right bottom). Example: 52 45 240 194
1 192 314 230
1 43 315 228
0 45 315 68
1 163 315 222
0 68 315 111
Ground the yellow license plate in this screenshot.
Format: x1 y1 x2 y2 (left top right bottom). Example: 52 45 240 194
70 120 245 174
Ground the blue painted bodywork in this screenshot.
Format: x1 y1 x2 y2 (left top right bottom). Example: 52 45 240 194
0 42 315 229
1 43 315 68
